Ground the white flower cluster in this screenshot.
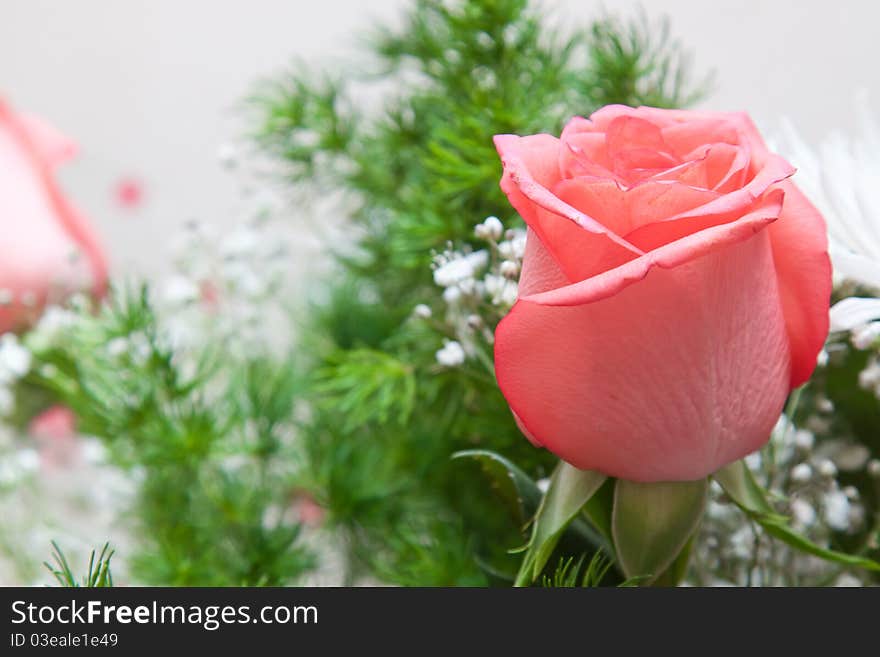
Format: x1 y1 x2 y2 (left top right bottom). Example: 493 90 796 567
690 408 878 586
164 211 292 356
423 217 527 368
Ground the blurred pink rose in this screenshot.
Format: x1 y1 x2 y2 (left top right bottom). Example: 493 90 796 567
0 98 107 332
493 105 831 482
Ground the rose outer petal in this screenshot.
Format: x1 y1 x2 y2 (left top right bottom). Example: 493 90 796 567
0 99 108 330
495 195 790 482
729 113 832 387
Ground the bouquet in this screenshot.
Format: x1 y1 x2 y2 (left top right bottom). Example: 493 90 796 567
1 0 877 588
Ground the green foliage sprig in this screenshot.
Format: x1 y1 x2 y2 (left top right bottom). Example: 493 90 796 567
44 542 114 588
23 288 314 586
253 0 709 585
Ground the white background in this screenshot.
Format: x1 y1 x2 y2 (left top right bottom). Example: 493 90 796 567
1 0 877 279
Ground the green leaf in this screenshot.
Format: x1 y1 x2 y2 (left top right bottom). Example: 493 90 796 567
612 478 707 583
714 459 880 573
452 449 543 527
713 460 775 515
515 462 606 586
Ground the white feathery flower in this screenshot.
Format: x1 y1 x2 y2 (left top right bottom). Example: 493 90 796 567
829 297 880 332
775 94 880 291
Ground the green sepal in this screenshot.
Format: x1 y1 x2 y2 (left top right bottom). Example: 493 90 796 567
515 462 606 586
612 478 708 583
715 460 880 572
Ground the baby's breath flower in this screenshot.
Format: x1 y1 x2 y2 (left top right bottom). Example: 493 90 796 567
435 340 466 367
413 304 432 319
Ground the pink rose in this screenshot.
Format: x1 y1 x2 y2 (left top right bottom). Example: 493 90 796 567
493 105 831 482
0 98 107 332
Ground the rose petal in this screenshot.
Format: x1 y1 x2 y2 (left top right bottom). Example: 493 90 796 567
517 227 571 296
555 177 720 236
495 224 790 482
521 193 782 308
626 188 784 253
662 119 740 158
495 133 643 283
765 182 832 386
18 114 78 167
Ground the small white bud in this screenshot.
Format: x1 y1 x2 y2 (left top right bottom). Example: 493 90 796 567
790 498 816 527
481 216 504 240
867 459 880 478
843 486 859 501
790 463 812 483
413 304 432 319
466 314 483 330
499 260 519 279
794 429 815 451
816 396 834 413
817 459 838 478
442 286 461 304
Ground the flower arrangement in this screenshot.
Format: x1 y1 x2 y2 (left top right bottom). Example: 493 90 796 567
1 0 877 588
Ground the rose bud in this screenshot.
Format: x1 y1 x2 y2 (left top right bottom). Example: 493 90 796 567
493 105 831 482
